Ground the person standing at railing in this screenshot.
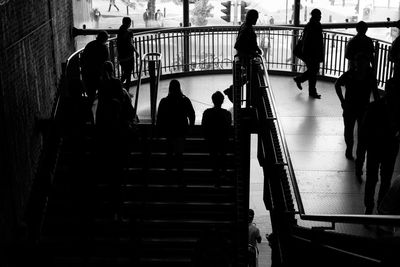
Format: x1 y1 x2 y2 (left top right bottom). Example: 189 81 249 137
156 79 195 186
81 31 110 104
117 17 139 90
359 77 400 215
201 91 232 187
335 53 380 180
293 8 324 99
234 9 262 78
345 21 375 71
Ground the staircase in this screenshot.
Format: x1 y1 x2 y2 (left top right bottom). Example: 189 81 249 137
39 124 240 266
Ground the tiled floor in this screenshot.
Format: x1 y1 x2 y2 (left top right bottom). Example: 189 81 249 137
132 73 400 265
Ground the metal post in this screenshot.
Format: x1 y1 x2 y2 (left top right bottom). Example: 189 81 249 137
183 0 190 72
148 60 157 125
292 0 301 73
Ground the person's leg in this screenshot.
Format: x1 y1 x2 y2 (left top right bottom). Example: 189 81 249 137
307 61 320 97
364 150 380 214
343 109 356 159
377 144 399 206
108 4 111 12
123 59 134 90
355 111 367 177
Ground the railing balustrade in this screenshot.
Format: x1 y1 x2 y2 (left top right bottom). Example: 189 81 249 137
72 26 394 90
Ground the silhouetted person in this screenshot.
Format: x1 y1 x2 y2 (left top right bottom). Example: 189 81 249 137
202 91 232 186
293 9 324 99
81 31 110 103
143 9 151 27
96 61 136 220
234 9 262 78
117 17 139 90
335 53 380 180
248 209 261 267
108 0 119 12
389 21 400 78
360 77 400 214
156 80 195 185
345 21 375 70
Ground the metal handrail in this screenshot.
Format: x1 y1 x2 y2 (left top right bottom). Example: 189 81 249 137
255 54 400 227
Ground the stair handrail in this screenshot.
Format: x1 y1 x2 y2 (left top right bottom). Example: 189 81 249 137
254 54 400 227
134 52 162 123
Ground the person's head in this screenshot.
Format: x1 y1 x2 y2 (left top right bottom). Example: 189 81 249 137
122 17 132 27
168 79 183 97
96 31 109 44
248 209 255 223
211 91 224 107
356 21 368 35
310 9 321 22
245 9 259 25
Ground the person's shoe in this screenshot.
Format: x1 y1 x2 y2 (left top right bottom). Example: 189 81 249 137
293 77 302 90
309 93 321 99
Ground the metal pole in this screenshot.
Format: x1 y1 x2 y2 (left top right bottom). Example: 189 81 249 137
149 60 157 125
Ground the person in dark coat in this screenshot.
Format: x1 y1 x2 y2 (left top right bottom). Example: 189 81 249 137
293 9 324 99
156 80 195 185
345 21 375 70
117 17 139 90
202 91 232 186
335 53 380 180
81 31 110 103
234 9 262 62
360 77 400 214
95 61 136 220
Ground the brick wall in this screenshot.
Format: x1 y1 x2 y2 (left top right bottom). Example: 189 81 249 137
0 0 75 241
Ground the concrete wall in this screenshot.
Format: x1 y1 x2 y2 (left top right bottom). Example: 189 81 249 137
0 0 75 241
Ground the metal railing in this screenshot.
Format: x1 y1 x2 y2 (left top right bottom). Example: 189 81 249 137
71 25 396 92
252 54 400 228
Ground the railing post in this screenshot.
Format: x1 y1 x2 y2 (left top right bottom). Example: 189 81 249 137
183 30 190 72
373 39 380 77
148 60 157 125
291 29 299 73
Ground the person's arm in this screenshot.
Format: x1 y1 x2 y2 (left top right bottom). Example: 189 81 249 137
334 74 346 108
256 228 262 243
186 98 195 126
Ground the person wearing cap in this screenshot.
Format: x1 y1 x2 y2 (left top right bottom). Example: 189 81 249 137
293 8 324 99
